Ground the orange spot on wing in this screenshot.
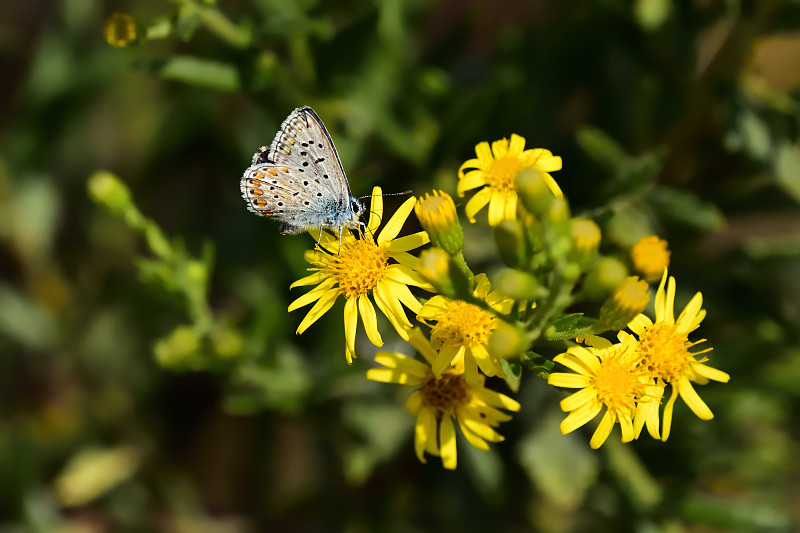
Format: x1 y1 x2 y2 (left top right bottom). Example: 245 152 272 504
280 167 289 173
252 188 264 196
268 168 278 176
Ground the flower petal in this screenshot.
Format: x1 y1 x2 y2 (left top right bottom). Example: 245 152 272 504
560 401 602 434
374 281 412 339
288 278 336 312
433 344 462 377
289 271 327 289
508 134 526 155
378 196 416 245
366 367 421 385
439 416 457 470
367 186 383 236
358 295 383 347
465 188 492 222
475 142 493 168
618 411 634 443
548 373 592 389
661 385 679 441
373 351 429 378
295 288 339 334
487 193 507 226
676 291 704 333
458 170 487 193
677 376 713 420
457 418 490 450
458 158 483 179
407 328 438 365
389 281 424 315
472 388 521 412
415 407 436 463
344 297 358 364
589 410 615 449
491 138 509 159
560 386 597 412
692 362 730 383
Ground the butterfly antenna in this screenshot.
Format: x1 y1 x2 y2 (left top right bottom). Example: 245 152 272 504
358 190 412 201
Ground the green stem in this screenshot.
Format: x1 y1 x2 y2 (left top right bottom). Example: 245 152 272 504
451 251 475 291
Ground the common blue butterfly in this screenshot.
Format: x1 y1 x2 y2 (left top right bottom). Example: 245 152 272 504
240 106 363 237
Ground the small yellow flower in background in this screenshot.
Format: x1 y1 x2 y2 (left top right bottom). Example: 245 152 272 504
458 135 563 226
103 13 138 48
630 236 671 282
625 270 730 441
289 187 434 364
417 274 512 384
414 191 464 255
570 217 601 268
548 337 654 449
367 329 520 470
599 276 651 329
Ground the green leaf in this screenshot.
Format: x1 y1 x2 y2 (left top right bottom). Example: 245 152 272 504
647 186 726 230
775 143 800 204
576 127 627 170
551 313 584 333
521 352 555 378
517 411 599 509
159 56 240 92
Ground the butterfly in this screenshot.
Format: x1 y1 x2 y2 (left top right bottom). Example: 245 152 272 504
240 106 364 239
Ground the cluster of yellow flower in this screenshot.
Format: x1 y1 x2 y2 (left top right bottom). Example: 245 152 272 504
288 135 729 469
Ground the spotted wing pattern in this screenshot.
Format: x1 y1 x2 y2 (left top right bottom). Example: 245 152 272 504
240 107 360 234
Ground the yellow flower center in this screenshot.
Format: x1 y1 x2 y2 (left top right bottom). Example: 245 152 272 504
325 239 389 299
593 357 644 413
636 323 691 383
420 372 469 414
430 301 496 348
487 156 523 194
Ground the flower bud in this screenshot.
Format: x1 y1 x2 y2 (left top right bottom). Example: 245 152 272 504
415 191 464 255
103 13 138 48
488 319 528 360
599 276 651 329
583 257 629 300
494 268 542 301
418 247 456 297
492 220 526 268
516 168 555 215
87 171 132 216
154 325 200 368
570 217 601 269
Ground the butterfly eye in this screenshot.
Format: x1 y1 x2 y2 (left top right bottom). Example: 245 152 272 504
351 200 361 214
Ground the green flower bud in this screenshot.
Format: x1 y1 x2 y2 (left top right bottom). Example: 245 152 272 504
418 247 456 297
154 325 200 368
492 220 526 268
414 191 464 255
516 168 554 215
488 319 528 360
494 268 542 301
87 171 132 216
583 257 629 300
570 217 601 270
599 276 651 329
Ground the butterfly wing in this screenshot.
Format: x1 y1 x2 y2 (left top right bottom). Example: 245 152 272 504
240 107 359 234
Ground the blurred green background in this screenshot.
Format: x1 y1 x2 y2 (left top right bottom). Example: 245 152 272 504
2 0 800 531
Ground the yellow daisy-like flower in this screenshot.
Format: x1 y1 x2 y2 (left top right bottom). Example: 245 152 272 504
548 337 654 449
417 274 512 384
630 236 671 282
457 134 563 226
289 187 434 364
626 270 730 441
366 328 521 470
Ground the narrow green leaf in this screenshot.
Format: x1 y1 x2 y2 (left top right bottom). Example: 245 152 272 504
159 55 240 91
775 143 800 204
647 186 726 230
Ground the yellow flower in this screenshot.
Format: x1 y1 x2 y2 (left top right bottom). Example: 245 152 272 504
626 270 730 441
417 274 512 384
570 217 601 268
630 236 671 282
458 134 562 226
289 187 433 364
548 337 654 449
366 329 520 469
